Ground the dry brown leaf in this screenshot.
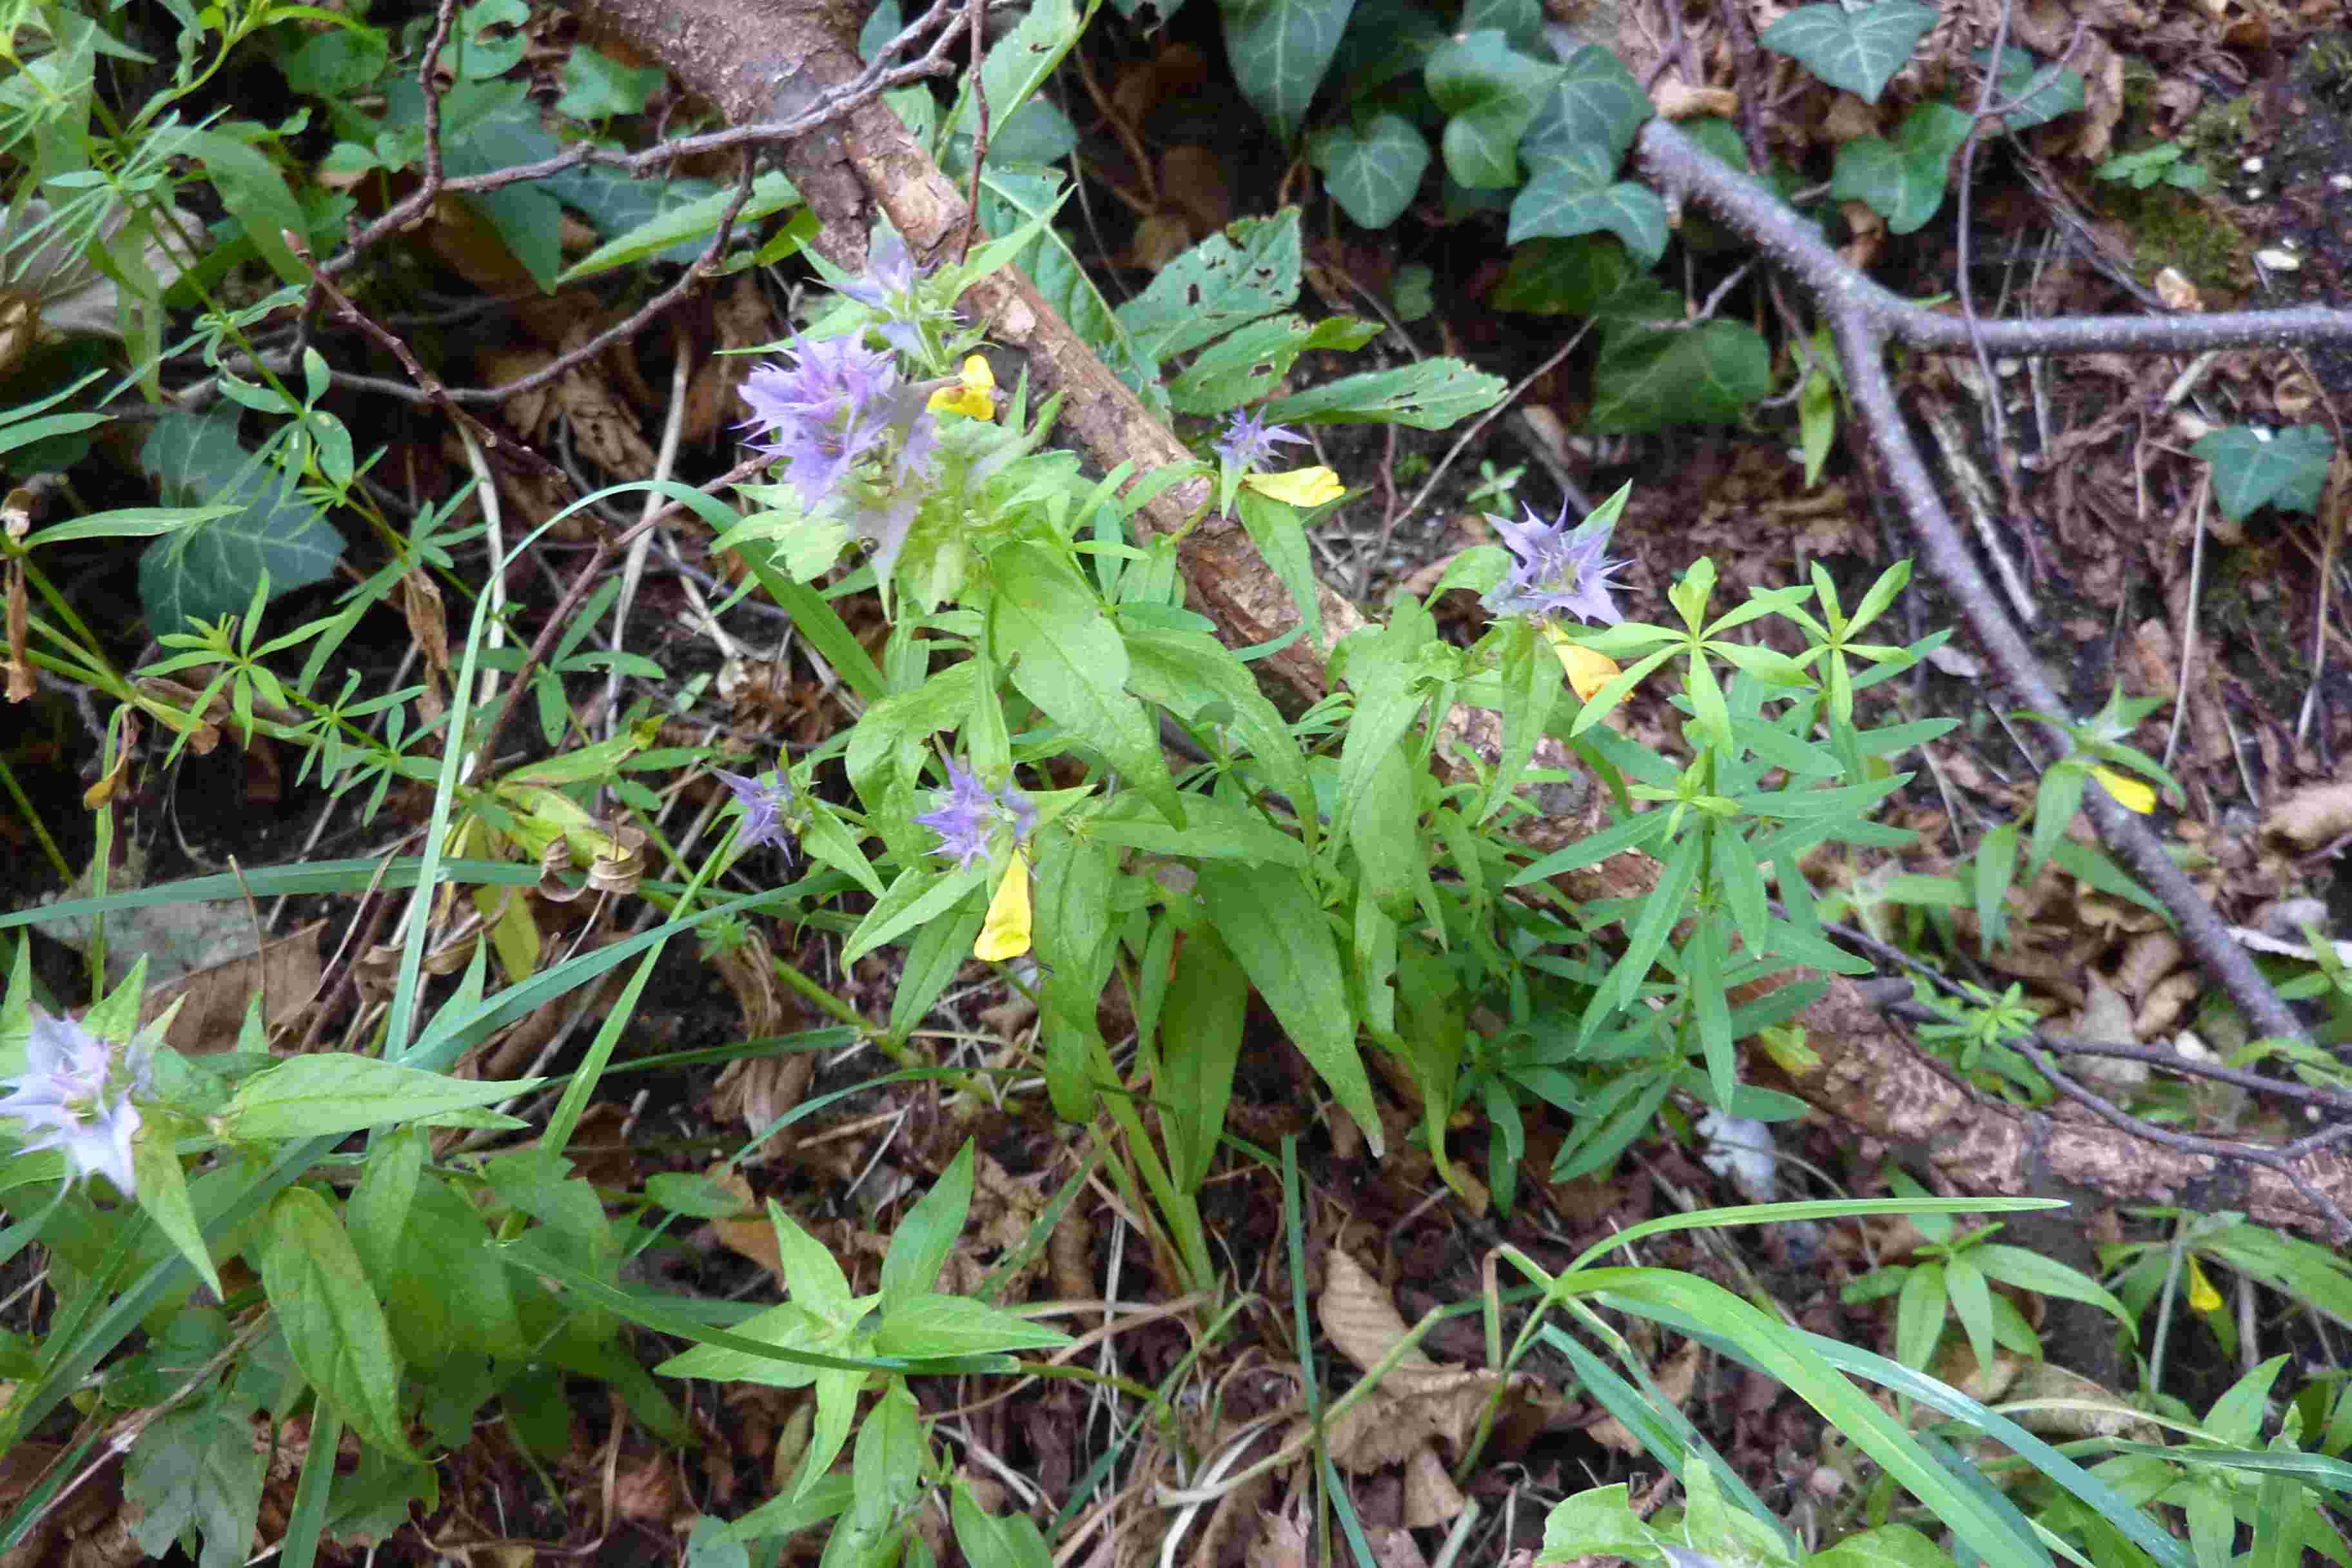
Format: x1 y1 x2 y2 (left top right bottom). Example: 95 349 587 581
4 558 29 703
1130 211 1195 273
1588 1338 1699 1453
1246 1500 1311 1568
2154 267 2201 312
1320 1249 1439 1375
400 567 450 677
2001 1359 2164 1442
1160 146 1231 235
1652 79 1738 119
1367 1525 1433 1568
686 275 774 445
1323 1367 1516 1471
2266 781 2352 848
139 921 325 1055
709 1052 815 1159
1400 1446 1464 1529
707 1165 787 1279
2112 931 2183 1000
2134 972 2200 1040
1111 41 1209 129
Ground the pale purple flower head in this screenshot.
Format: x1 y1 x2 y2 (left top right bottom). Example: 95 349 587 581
1483 500 1629 625
915 761 997 870
836 228 923 309
740 335 906 510
914 762 1037 870
716 768 795 857
1215 408 1308 473
0 1014 148 1196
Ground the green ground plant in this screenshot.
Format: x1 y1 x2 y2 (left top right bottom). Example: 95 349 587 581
4 0 2352 1562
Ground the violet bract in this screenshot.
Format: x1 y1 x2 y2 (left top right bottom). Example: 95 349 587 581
715 768 796 856
0 1014 149 1196
1483 499 1630 626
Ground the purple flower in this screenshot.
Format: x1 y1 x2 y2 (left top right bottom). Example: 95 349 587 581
997 780 1037 843
836 228 923 309
716 767 795 856
835 231 933 356
1482 499 1629 625
740 335 905 510
915 761 998 870
0 1014 148 1196
1215 408 1309 473
914 763 1037 870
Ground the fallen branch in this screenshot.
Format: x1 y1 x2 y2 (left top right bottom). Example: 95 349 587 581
572 0 2352 1236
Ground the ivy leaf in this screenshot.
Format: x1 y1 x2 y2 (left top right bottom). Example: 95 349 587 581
137 413 342 635
1757 1 1937 103
552 44 665 119
1214 0 1357 142
1977 46 2083 133
1509 162 1669 262
1326 0 1444 97
1458 0 1544 53
2191 424 2336 522
1426 30 1565 189
1590 321 1772 433
1490 233 1637 314
1830 99 1972 235
1261 357 1506 428
1523 40 1652 166
1311 112 1431 229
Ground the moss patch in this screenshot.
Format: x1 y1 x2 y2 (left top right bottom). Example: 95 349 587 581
2092 184 2249 290
2178 92 2258 162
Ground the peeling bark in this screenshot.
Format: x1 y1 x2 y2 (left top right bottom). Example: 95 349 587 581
571 0 2352 1237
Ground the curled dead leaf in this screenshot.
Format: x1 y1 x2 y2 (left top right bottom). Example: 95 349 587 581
588 821 647 895
538 837 591 903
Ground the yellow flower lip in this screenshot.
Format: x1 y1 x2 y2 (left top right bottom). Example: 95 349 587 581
2186 1254 2222 1313
974 849 1032 961
1241 466 1345 507
1542 623 1622 700
2091 765 2155 814
928 354 998 420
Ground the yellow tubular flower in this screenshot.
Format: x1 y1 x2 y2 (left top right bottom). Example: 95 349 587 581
1241 466 1345 507
1543 623 1622 701
2185 1254 2222 1313
2092 765 2155 814
929 354 998 420
974 850 1032 961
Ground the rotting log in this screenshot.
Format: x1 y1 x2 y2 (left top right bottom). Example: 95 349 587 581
571 0 2352 1237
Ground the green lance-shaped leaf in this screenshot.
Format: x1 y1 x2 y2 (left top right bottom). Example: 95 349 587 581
257 1188 420 1460
1193 863 1383 1156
